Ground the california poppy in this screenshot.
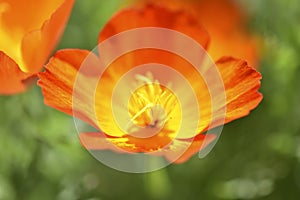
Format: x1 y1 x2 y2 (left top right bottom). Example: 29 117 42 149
127 0 259 67
38 5 262 164
0 0 74 94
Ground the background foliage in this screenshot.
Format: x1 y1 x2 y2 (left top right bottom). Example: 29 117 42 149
1 0 300 199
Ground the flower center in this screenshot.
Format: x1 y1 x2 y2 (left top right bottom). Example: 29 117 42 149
126 73 181 138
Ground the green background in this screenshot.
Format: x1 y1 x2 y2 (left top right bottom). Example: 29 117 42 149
1 0 300 199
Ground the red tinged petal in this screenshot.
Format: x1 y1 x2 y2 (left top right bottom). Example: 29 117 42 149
0 51 31 94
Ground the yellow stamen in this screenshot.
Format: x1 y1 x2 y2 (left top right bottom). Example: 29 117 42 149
127 73 181 138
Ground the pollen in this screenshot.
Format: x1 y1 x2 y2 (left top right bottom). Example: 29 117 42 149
126 72 182 138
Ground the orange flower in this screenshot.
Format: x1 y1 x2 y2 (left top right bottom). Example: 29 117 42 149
38 5 262 164
128 0 259 67
0 0 74 94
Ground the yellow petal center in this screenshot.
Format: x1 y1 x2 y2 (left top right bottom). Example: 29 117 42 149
126 73 182 139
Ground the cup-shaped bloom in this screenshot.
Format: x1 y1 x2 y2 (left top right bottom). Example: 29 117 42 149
0 0 74 94
38 5 262 164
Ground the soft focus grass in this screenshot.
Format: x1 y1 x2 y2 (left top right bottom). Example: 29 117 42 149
1 0 300 199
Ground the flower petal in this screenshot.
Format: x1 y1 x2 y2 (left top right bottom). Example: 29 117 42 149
79 132 174 153
1 0 65 31
21 0 74 73
190 0 259 67
0 51 31 94
79 132 216 164
0 0 74 73
163 134 217 164
79 132 121 152
98 4 210 49
38 49 102 129
129 0 259 67
187 56 262 134
215 57 262 125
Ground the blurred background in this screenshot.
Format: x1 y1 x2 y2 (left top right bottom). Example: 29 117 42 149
1 0 300 199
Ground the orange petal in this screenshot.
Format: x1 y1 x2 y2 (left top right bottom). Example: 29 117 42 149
190 0 259 66
21 0 74 73
38 49 102 129
164 134 217 164
0 0 74 73
0 51 31 94
79 132 216 164
98 5 210 50
216 57 262 125
80 131 174 153
183 57 262 134
129 0 243 33
79 132 122 152
128 0 259 67
190 0 244 34
208 32 259 68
